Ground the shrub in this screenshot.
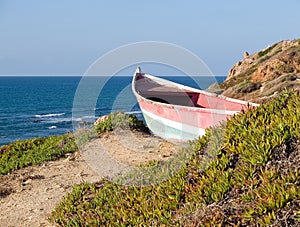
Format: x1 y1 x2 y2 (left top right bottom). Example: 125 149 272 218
94 111 149 135
258 43 278 57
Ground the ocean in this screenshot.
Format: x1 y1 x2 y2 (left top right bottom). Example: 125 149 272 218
0 75 226 146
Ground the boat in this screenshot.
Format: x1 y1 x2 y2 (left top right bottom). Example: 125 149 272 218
132 67 259 142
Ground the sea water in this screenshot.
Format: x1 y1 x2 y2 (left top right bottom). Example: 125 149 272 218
0 76 225 146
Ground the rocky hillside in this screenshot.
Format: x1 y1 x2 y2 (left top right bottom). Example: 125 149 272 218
219 38 300 102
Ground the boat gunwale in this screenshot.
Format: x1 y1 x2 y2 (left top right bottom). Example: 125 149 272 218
132 71 259 115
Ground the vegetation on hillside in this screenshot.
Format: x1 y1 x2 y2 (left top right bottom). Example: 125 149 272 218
0 134 77 175
1 91 299 226
257 43 278 57
50 91 300 226
94 111 149 135
74 111 149 147
0 112 148 176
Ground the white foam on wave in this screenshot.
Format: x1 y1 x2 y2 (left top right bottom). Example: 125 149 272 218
35 113 66 118
48 126 57 129
125 111 142 115
45 116 96 123
81 115 96 119
46 118 73 123
72 116 96 122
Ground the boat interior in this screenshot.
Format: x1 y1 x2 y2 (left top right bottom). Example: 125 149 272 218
135 74 243 111
135 75 205 107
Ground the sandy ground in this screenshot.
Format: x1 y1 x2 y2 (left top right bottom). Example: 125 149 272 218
0 131 179 226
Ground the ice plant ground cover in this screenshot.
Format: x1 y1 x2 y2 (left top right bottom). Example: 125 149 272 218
49 90 300 226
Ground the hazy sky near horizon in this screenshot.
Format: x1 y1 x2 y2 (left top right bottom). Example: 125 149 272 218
0 0 299 76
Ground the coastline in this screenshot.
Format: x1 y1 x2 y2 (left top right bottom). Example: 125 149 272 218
0 75 226 146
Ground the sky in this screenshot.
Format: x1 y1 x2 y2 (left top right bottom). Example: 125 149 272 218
0 0 299 76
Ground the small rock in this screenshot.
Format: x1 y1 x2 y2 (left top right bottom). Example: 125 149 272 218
244 51 249 58
23 179 32 185
162 154 170 158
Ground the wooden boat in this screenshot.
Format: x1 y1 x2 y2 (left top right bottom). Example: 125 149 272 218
132 67 259 142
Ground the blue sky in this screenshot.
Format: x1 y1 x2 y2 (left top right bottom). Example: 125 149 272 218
0 0 299 75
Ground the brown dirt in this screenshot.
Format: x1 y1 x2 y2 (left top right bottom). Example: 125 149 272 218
0 130 179 227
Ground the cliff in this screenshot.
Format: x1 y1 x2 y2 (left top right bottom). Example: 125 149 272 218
219 38 300 102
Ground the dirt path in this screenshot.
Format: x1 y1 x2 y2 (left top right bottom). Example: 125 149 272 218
0 131 179 226
0 152 100 227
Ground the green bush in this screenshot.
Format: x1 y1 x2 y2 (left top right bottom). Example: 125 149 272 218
94 111 149 135
258 43 278 57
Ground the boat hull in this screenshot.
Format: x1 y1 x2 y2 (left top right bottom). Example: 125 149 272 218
137 96 237 142
132 68 258 142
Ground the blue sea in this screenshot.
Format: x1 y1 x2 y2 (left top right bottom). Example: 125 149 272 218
0 75 226 146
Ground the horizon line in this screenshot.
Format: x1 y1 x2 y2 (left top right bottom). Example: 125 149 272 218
0 74 227 77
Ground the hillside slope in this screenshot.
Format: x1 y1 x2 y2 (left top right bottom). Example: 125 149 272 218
50 91 300 226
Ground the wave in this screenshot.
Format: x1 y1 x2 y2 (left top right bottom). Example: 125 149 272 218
125 110 142 115
48 126 57 129
81 115 96 119
46 118 73 123
72 116 97 122
93 108 111 112
45 116 96 123
35 113 65 118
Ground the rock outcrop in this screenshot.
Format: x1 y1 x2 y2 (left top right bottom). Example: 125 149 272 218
219 39 300 102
